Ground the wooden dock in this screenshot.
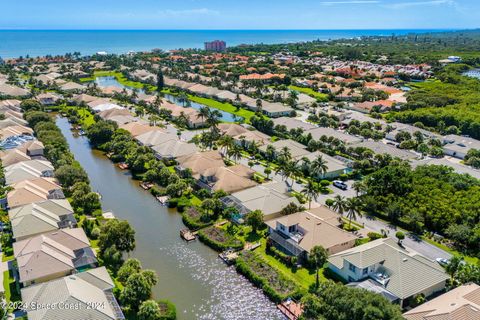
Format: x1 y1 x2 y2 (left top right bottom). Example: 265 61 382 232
219 249 238 265
180 229 196 242
277 299 303 320
244 242 261 251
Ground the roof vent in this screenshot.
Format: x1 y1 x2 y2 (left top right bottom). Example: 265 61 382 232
402 258 408 262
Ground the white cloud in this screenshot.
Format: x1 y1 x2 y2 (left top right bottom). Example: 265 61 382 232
385 0 457 9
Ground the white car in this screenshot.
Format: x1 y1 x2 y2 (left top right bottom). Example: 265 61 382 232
436 258 449 266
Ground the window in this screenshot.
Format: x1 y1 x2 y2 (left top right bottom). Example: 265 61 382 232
362 267 368 275
288 225 296 233
348 263 356 273
279 225 285 231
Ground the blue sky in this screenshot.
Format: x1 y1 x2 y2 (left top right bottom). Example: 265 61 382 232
1 0 479 30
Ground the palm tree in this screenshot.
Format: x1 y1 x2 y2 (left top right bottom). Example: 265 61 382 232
345 197 363 228
310 156 328 180
177 111 189 128
206 109 222 133
332 195 347 216
310 245 328 289
228 145 242 164
279 146 292 163
352 180 367 197
197 106 210 123
217 135 234 157
302 181 320 209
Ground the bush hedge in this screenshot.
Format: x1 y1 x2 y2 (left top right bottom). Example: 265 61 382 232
197 226 243 252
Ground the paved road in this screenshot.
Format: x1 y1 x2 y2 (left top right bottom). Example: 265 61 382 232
238 156 451 261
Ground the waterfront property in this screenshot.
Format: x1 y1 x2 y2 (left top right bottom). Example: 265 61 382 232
7 177 64 208
9 199 76 240
13 228 97 286
4 159 55 184
328 238 449 307
266 207 358 261
21 267 125 320
221 181 300 221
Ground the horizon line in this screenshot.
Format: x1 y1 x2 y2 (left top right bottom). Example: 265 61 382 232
0 28 471 31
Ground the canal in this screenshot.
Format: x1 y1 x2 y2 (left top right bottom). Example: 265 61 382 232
95 76 242 123
56 116 284 320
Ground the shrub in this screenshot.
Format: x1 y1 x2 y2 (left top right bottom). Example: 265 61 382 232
367 232 384 240
197 226 243 251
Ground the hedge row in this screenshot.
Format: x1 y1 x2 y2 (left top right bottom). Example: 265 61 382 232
197 227 244 252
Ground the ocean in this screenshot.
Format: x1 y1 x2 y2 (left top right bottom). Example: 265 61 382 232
0 29 449 58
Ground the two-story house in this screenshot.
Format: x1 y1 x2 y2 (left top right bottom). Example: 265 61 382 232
328 238 449 307
266 207 358 262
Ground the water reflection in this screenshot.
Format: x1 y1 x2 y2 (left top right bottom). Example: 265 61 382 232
56 117 284 320
95 76 242 122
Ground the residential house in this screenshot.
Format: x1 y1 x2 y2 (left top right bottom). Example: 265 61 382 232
197 164 257 193
7 177 64 208
14 228 97 286
159 101 206 128
175 151 225 178
328 238 449 307
0 149 31 167
21 267 124 320
151 140 198 160
352 140 418 161
266 207 357 261
403 283 480 320
119 122 163 137
9 199 76 240
0 83 30 97
260 139 311 159
300 151 349 179
306 127 363 145
36 92 62 106
4 159 55 185
221 181 300 220
386 123 441 142
442 134 480 160
272 117 317 132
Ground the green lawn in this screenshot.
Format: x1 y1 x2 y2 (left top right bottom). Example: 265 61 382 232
257 241 320 290
1 252 13 262
187 95 256 123
234 226 319 290
3 269 20 303
289 85 329 101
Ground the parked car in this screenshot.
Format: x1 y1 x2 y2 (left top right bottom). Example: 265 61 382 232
333 180 348 190
436 258 449 266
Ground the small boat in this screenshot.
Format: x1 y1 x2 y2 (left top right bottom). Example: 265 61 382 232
156 196 169 205
219 249 238 265
118 162 129 170
180 229 196 242
140 182 154 190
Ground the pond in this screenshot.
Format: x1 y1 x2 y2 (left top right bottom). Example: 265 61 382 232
95 76 242 122
56 117 284 320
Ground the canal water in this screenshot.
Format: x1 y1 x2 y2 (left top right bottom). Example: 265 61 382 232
95 76 242 122
56 117 284 320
